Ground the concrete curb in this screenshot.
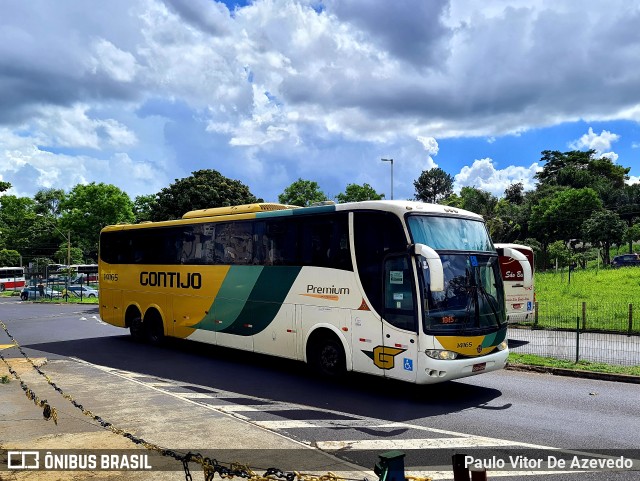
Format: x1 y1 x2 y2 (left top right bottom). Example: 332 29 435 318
506 363 640 384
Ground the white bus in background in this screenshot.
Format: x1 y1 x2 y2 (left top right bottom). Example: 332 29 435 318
494 243 535 323
55 264 99 283
0 266 26 291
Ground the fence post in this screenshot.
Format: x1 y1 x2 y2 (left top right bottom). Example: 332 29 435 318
581 301 586 331
629 304 633 337
452 454 469 481
575 303 581 364
534 301 539 327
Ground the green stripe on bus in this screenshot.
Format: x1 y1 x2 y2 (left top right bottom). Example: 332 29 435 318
220 266 301 336
482 326 507 347
190 266 263 331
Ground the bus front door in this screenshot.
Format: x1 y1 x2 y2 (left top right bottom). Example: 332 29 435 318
381 255 418 383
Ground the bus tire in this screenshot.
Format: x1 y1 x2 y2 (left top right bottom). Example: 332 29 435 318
309 333 346 377
144 315 165 346
129 316 144 341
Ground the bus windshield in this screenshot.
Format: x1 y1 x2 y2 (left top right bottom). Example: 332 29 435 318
407 215 494 251
419 254 505 334
407 215 504 333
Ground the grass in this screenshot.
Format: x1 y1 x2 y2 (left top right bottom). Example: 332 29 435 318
0 290 99 304
509 353 640 377
528 267 640 333
0 375 10 384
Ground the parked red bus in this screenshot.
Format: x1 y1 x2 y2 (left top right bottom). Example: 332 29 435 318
494 243 535 323
0 267 26 291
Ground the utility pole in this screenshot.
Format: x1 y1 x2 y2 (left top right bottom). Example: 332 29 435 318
381 158 394 200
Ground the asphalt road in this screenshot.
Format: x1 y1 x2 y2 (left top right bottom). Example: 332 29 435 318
1 297 638 480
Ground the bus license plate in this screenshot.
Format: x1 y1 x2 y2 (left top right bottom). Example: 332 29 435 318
472 362 486 372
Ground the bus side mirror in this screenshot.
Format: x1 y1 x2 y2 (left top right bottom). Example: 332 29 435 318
413 243 444 292
496 246 533 289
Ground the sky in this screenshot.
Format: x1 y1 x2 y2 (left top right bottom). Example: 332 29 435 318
2 0 640 204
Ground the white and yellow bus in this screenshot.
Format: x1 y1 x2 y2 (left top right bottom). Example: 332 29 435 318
99 201 530 384
494 243 535 323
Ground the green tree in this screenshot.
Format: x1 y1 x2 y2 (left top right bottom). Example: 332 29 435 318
413 168 454 203
535 150 593 186
278 178 328 207
488 199 524 242
0 181 11 193
458 186 498 218
0 195 37 255
33 188 66 217
133 194 157 223
623 222 640 254
151 170 258 221
53 246 84 265
535 149 629 194
547 240 573 269
504 182 525 205
530 188 603 244
335 183 383 203
582 210 627 265
59 183 135 259
0 249 20 266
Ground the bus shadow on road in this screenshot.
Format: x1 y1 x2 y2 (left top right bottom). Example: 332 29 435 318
24 335 507 421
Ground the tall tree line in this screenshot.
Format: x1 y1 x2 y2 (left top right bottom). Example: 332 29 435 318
1 150 637 269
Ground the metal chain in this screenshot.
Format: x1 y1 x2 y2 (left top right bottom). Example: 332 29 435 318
1 319 370 481
0 347 58 424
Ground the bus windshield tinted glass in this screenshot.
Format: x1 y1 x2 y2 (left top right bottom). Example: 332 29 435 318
420 254 505 333
407 215 493 251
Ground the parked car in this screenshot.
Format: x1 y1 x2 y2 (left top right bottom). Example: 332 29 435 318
63 285 99 298
611 254 640 268
20 286 63 300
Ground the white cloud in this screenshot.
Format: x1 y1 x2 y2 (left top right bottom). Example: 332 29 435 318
454 158 540 197
626 176 640 185
90 39 139 83
34 104 137 149
1 0 640 202
570 127 620 161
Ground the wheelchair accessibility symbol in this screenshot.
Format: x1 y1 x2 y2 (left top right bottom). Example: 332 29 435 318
403 358 413 371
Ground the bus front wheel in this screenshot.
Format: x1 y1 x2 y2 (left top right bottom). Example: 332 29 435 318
310 334 346 377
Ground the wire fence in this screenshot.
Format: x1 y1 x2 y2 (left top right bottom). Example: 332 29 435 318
508 301 640 366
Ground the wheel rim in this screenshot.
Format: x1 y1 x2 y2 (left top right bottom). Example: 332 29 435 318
316 339 344 376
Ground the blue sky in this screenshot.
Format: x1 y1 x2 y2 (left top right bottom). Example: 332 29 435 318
1 0 640 204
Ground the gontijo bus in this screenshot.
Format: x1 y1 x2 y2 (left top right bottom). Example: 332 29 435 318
98 201 531 384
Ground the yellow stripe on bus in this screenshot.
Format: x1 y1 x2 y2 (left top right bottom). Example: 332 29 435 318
300 293 340 301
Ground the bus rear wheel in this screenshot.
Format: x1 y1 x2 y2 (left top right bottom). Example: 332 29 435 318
144 316 165 346
310 335 346 377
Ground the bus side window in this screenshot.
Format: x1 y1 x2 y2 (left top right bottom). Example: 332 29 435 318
264 219 297 266
383 255 416 332
354 211 407 315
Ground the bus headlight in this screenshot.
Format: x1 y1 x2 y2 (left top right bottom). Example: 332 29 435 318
496 340 508 351
425 349 458 360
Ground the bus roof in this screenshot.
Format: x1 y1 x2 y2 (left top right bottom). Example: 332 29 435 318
101 200 484 232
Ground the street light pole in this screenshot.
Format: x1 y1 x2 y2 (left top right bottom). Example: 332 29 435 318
381 158 394 200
